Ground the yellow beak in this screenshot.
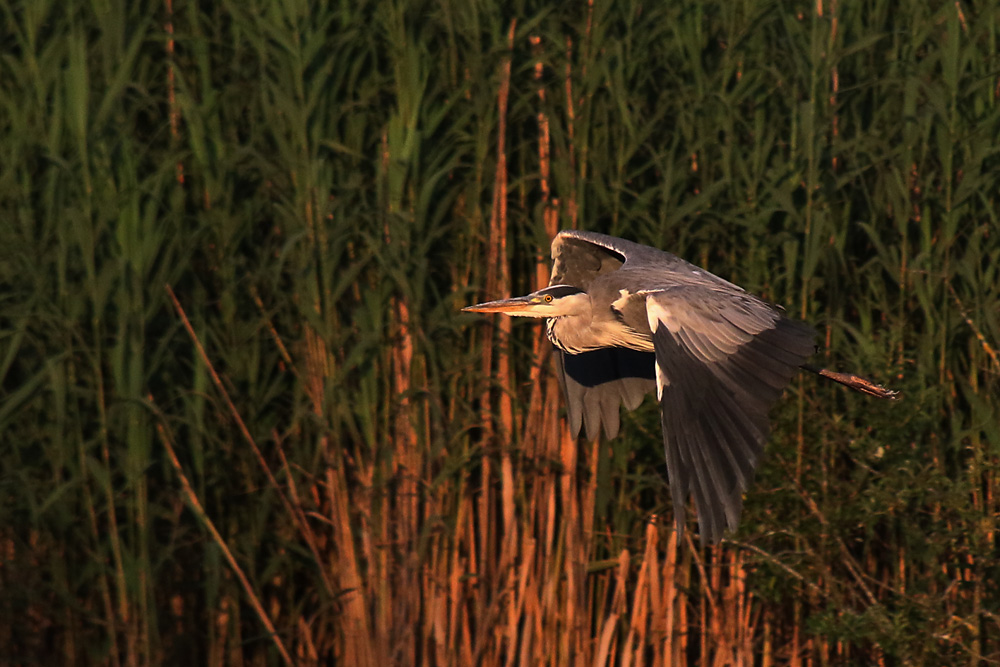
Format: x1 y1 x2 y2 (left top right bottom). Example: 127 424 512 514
462 296 537 314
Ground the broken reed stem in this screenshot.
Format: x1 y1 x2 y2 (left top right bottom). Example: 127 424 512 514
165 285 288 497
249 283 297 372
165 284 339 576
166 285 354 637
153 406 294 667
945 280 1000 373
272 430 337 597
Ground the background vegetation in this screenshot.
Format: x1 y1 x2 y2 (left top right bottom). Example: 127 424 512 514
1 0 999 664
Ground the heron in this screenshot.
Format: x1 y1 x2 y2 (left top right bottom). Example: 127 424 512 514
464 229 896 545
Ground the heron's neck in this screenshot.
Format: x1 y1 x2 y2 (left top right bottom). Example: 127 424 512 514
545 299 595 353
547 296 653 354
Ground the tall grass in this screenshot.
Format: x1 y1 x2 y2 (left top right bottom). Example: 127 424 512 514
1 0 999 664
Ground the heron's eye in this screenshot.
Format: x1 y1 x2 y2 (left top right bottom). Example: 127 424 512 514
543 294 553 303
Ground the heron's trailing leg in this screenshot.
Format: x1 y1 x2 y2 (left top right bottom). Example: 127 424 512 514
801 364 899 400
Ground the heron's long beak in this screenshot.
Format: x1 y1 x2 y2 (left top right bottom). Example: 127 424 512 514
462 295 536 314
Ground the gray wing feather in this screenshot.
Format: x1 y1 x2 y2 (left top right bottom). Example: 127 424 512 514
646 287 816 545
553 229 739 292
553 229 676 265
549 231 627 289
556 348 656 440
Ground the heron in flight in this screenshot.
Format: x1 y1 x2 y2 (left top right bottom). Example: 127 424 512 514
464 229 896 545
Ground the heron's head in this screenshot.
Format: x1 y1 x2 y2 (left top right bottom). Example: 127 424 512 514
463 285 590 318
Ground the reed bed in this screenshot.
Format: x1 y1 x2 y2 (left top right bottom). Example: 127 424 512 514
1 0 999 664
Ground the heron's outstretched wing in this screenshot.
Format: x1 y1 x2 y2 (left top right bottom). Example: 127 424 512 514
551 228 725 288
556 347 655 440
645 286 816 545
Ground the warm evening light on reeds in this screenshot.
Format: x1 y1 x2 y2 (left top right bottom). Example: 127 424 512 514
1 1 998 664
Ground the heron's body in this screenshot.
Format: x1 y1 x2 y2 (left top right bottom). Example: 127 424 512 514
464 230 894 545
